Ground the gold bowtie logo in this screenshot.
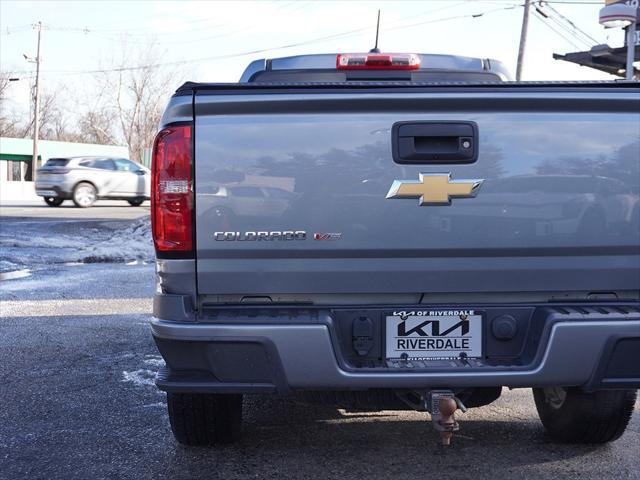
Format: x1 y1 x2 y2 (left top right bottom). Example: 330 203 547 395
386 173 483 206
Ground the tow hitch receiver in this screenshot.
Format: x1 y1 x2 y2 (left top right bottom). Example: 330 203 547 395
430 391 466 446
397 389 467 445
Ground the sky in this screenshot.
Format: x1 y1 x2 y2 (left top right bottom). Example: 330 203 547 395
0 0 630 117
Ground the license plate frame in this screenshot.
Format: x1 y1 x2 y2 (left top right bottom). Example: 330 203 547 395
384 309 483 360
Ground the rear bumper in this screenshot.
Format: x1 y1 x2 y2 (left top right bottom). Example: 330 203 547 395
34 185 72 199
150 305 640 394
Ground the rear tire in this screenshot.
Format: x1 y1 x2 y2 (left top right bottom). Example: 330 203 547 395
533 387 636 444
167 393 242 446
127 198 144 207
72 182 97 208
44 197 64 207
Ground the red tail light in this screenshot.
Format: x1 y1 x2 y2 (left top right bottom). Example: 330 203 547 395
151 125 193 252
336 53 420 70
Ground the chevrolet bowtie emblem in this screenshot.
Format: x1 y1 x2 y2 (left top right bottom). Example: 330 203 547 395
386 173 483 206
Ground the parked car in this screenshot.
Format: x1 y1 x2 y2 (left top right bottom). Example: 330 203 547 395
150 52 639 447
35 156 150 207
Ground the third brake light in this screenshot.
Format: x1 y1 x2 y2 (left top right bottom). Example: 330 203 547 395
336 53 421 70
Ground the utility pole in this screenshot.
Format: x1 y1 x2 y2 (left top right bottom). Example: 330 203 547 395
31 21 42 182
516 0 531 81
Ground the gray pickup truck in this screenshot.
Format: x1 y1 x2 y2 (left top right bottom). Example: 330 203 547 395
150 52 640 446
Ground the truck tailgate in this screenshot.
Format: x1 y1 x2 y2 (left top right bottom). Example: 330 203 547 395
192 84 640 295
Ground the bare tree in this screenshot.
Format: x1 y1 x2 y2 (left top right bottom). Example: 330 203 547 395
0 72 11 100
16 83 117 144
24 90 60 140
0 71 23 137
3 41 187 151
77 109 118 145
101 41 183 161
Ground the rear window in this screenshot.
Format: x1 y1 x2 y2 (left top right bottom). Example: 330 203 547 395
45 158 69 167
249 70 502 83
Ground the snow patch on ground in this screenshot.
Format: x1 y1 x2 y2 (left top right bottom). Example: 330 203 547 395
122 369 157 387
144 355 166 368
141 402 167 408
0 269 31 281
0 236 87 249
0 259 22 274
79 217 154 263
1 216 153 271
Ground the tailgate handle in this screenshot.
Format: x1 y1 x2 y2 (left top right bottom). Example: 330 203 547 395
392 121 478 164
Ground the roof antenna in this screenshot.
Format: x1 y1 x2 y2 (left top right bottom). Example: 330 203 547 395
370 10 381 53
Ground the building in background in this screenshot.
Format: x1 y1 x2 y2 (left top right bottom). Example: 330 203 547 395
0 137 129 202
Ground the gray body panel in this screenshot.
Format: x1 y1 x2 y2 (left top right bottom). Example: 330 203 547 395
189 88 640 296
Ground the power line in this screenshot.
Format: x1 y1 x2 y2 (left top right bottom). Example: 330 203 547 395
94 16 228 34
62 8 268 34
6 24 377 76
25 1 475 47
93 0 299 33
282 1 312 15
534 15 583 49
3 3 295 41
382 4 521 33
7 4 522 78
532 1 599 50
84 20 231 39
1 24 39 36
542 12 593 48
538 1 599 44
532 8 584 49
535 1 601 4
488 0 599 3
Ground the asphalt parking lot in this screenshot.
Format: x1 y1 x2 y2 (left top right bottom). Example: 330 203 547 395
1 204 638 480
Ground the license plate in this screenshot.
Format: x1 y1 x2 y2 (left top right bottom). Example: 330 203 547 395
385 309 482 360
36 190 56 196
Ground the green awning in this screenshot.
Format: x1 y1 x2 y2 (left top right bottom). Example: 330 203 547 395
0 153 42 162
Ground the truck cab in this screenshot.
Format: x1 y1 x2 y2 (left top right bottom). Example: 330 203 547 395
239 52 511 83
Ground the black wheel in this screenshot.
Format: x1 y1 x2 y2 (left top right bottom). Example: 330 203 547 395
127 198 144 207
72 182 97 208
167 393 242 446
533 387 636 444
44 197 64 207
